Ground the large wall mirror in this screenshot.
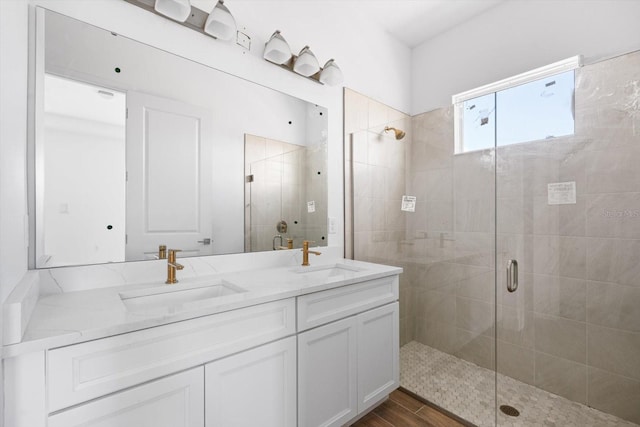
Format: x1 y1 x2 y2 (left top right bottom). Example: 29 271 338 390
31 8 328 268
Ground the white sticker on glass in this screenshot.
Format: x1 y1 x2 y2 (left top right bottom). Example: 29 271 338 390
401 195 417 212
547 181 576 205
307 201 316 213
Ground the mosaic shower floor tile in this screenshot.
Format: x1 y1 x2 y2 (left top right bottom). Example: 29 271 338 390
400 341 638 427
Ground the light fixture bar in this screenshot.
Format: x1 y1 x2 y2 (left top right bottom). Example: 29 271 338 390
124 1 342 86
124 0 220 38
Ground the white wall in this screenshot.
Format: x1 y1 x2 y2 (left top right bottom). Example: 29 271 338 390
0 2 29 422
411 0 640 114
0 0 411 305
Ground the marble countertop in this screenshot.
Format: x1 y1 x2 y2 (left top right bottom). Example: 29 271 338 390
4 258 401 357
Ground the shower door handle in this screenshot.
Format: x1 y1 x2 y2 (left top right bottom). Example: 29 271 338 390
506 259 518 293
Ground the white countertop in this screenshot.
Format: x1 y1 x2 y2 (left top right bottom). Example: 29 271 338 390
4 258 401 357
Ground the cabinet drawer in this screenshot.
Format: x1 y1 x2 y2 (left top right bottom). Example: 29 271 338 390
48 367 204 427
297 275 399 332
48 298 295 412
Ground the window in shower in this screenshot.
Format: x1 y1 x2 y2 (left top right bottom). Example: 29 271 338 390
453 57 580 154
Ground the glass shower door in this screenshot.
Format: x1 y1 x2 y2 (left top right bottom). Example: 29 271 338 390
495 51 640 426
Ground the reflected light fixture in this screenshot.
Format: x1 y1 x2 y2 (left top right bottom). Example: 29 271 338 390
319 59 343 86
293 46 320 77
204 0 236 40
263 30 292 65
154 0 191 22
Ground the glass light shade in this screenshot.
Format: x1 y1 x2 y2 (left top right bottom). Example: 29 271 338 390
319 59 343 86
204 0 236 41
154 0 191 22
263 31 292 65
293 46 320 77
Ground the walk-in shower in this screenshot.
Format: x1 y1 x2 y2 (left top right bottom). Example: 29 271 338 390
345 49 640 426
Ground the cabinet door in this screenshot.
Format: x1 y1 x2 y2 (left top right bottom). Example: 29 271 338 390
205 336 296 427
48 367 204 427
298 316 358 427
357 302 399 412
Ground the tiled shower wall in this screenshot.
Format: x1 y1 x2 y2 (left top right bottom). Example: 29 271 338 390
344 88 414 345
345 50 640 424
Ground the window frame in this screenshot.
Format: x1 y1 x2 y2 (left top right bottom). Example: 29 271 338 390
452 56 582 154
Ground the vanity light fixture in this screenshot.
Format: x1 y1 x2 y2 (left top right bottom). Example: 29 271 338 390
262 31 343 86
293 46 320 77
263 30 292 65
154 0 191 22
319 59 343 86
204 0 236 40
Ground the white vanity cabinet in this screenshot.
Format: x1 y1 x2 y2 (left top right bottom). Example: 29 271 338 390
297 275 400 427
356 302 399 412
5 270 401 427
46 298 295 411
205 336 297 427
48 367 205 427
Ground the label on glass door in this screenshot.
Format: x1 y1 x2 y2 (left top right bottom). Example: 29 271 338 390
401 195 417 212
307 201 316 213
547 181 576 205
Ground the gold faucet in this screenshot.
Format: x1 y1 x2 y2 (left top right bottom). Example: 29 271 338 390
301 240 321 266
287 238 293 249
158 245 167 260
166 249 184 284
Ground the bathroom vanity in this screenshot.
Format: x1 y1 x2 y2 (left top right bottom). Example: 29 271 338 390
4 256 401 427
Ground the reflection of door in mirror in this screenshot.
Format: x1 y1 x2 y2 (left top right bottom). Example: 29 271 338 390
37 74 126 267
126 92 214 260
245 135 327 252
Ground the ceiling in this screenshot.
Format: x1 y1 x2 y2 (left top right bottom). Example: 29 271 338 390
193 0 507 49
343 0 507 48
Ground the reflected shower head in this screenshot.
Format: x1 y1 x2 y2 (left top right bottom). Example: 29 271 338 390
384 126 406 140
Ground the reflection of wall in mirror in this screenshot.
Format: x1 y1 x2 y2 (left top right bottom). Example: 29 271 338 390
40 74 126 267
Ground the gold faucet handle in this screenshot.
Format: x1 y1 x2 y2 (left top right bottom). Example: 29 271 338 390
167 249 183 264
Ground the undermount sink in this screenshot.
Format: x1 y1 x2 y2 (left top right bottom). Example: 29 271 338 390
120 280 246 311
291 263 364 277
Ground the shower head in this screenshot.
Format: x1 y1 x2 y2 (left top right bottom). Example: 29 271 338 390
384 126 406 140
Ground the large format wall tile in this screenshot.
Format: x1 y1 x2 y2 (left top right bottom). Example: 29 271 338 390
586 238 640 287
587 281 640 331
588 367 640 425
497 306 534 349
534 313 586 363
586 193 640 239
414 317 457 354
586 147 640 194
532 235 586 279
497 340 534 385
455 328 495 370
455 267 493 303
456 296 494 338
533 274 586 322
531 195 586 237
534 351 587 404
588 324 640 381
